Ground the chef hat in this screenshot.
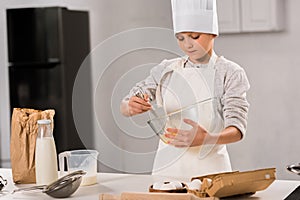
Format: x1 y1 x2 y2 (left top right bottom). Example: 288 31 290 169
171 0 219 35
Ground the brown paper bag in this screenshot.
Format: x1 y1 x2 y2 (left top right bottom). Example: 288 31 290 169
10 108 55 184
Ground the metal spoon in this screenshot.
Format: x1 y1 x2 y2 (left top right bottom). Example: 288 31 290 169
12 170 86 198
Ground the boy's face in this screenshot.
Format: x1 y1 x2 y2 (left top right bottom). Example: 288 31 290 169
175 32 216 64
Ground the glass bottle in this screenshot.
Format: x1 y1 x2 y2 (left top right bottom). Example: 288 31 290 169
35 119 58 185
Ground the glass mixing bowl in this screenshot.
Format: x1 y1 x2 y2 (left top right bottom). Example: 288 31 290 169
147 98 221 144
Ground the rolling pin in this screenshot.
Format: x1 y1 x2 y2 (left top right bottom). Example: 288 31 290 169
100 192 219 200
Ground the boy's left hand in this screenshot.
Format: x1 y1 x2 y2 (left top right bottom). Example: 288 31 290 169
164 119 210 147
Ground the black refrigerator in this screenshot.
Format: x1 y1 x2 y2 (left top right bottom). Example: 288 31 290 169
6 7 94 153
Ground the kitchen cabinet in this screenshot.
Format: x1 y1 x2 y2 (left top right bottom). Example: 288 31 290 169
217 0 284 33
217 0 241 33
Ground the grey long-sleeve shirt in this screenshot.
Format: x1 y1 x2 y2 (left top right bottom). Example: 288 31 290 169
123 55 250 136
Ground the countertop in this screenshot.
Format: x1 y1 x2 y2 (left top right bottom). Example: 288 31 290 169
0 168 299 199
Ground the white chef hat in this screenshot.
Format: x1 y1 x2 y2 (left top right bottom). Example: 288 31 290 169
171 0 219 35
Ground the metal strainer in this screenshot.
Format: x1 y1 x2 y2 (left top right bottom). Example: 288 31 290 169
12 170 86 198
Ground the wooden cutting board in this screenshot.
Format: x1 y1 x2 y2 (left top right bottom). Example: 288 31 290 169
100 192 219 200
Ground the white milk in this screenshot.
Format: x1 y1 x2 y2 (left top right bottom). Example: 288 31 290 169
69 164 98 186
35 137 58 185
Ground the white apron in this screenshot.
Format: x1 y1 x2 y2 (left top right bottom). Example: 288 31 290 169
152 52 232 177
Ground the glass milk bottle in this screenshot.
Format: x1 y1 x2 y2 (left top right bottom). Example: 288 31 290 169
35 119 58 185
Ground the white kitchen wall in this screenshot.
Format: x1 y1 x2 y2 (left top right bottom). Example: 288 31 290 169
215 0 300 180
88 0 176 174
0 0 300 180
0 1 11 167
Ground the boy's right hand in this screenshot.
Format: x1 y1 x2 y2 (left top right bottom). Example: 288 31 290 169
128 95 152 116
